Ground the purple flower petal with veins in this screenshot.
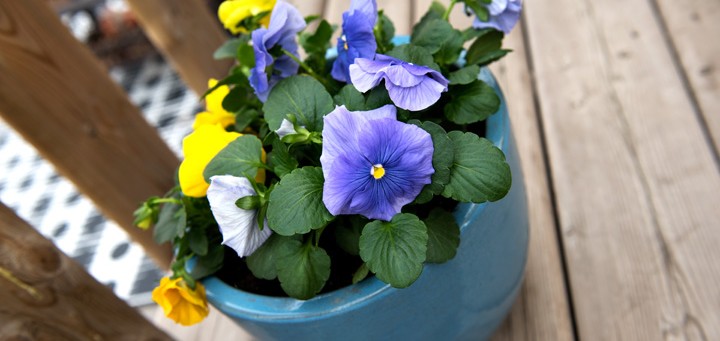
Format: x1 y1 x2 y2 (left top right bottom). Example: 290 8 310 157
349 54 449 111
250 2 306 102
321 105 434 221
207 175 271 257
471 0 522 34
331 0 378 83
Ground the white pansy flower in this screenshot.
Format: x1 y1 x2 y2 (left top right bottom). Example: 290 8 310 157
275 118 298 139
207 175 271 257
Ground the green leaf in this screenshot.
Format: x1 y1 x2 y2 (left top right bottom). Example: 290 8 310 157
268 139 298 178
466 30 504 65
222 86 247 113
464 1 489 22
203 135 264 182
213 37 246 60
190 244 224 279
237 43 256 68
263 75 334 132
442 131 511 202
334 216 368 256
374 10 395 53
409 121 454 204
246 234 290 280
235 195 260 210
424 208 460 263
188 226 208 256
235 108 259 132
352 263 370 284
153 202 186 244
267 167 334 236
448 65 481 85
276 241 331 300
472 49 512 66
300 20 334 55
411 19 464 65
365 86 392 109
359 214 428 288
386 44 440 71
333 84 366 111
201 72 248 99
444 80 500 124
412 1 446 36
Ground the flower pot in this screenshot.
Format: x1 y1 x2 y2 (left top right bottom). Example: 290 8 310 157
201 66 530 340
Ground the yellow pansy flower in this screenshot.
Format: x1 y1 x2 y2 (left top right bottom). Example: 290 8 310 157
218 0 277 34
178 124 266 198
179 124 241 197
192 79 236 130
152 277 209 326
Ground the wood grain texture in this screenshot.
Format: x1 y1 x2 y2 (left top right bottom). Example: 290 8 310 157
0 204 170 341
524 0 720 339
125 0 233 96
0 0 176 267
653 0 720 152
488 25 575 341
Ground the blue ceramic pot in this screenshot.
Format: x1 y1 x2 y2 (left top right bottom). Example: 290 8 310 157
201 64 529 340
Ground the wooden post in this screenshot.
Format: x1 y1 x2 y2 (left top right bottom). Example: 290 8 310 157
0 204 171 340
125 0 234 95
0 0 176 267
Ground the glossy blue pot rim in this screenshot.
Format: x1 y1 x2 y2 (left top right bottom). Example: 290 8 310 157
203 36 510 322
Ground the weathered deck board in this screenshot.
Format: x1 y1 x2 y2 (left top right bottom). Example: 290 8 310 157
487 25 575 341
524 0 720 339
653 0 720 152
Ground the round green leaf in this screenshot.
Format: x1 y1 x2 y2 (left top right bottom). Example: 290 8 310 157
276 241 331 300
424 208 460 263
246 234 292 280
359 214 428 288
442 131 511 202
444 80 501 124
410 120 454 204
263 75 334 132
267 167 334 236
203 135 264 182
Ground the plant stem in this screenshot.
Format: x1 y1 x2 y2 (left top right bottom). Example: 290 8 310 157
281 49 330 88
153 198 182 205
314 225 327 247
442 0 459 21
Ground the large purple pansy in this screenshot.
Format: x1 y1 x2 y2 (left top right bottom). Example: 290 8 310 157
250 1 306 102
321 105 434 221
330 0 378 83
349 54 449 111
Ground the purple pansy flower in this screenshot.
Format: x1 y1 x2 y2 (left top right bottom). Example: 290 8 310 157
471 0 522 34
330 0 378 83
207 175 272 257
349 54 449 111
321 105 434 221
250 1 306 102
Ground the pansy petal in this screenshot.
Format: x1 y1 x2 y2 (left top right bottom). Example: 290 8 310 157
320 106 364 177
386 77 448 111
178 125 241 197
207 175 272 257
349 0 378 23
275 118 297 138
384 65 425 87
349 64 384 92
487 0 509 15
323 152 372 215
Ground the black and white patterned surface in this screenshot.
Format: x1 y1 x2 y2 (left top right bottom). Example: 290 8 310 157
0 53 201 306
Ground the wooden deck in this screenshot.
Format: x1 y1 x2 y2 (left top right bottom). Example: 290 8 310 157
145 0 720 339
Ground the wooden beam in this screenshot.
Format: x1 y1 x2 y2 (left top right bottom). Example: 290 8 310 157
524 0 720 338
0 0 176 267
125 0 234 96
653 0 720 153
0 204 170 340
488 23 575 341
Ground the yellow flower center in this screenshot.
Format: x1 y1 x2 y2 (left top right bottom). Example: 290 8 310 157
342 35 349 50
371 164 385 180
